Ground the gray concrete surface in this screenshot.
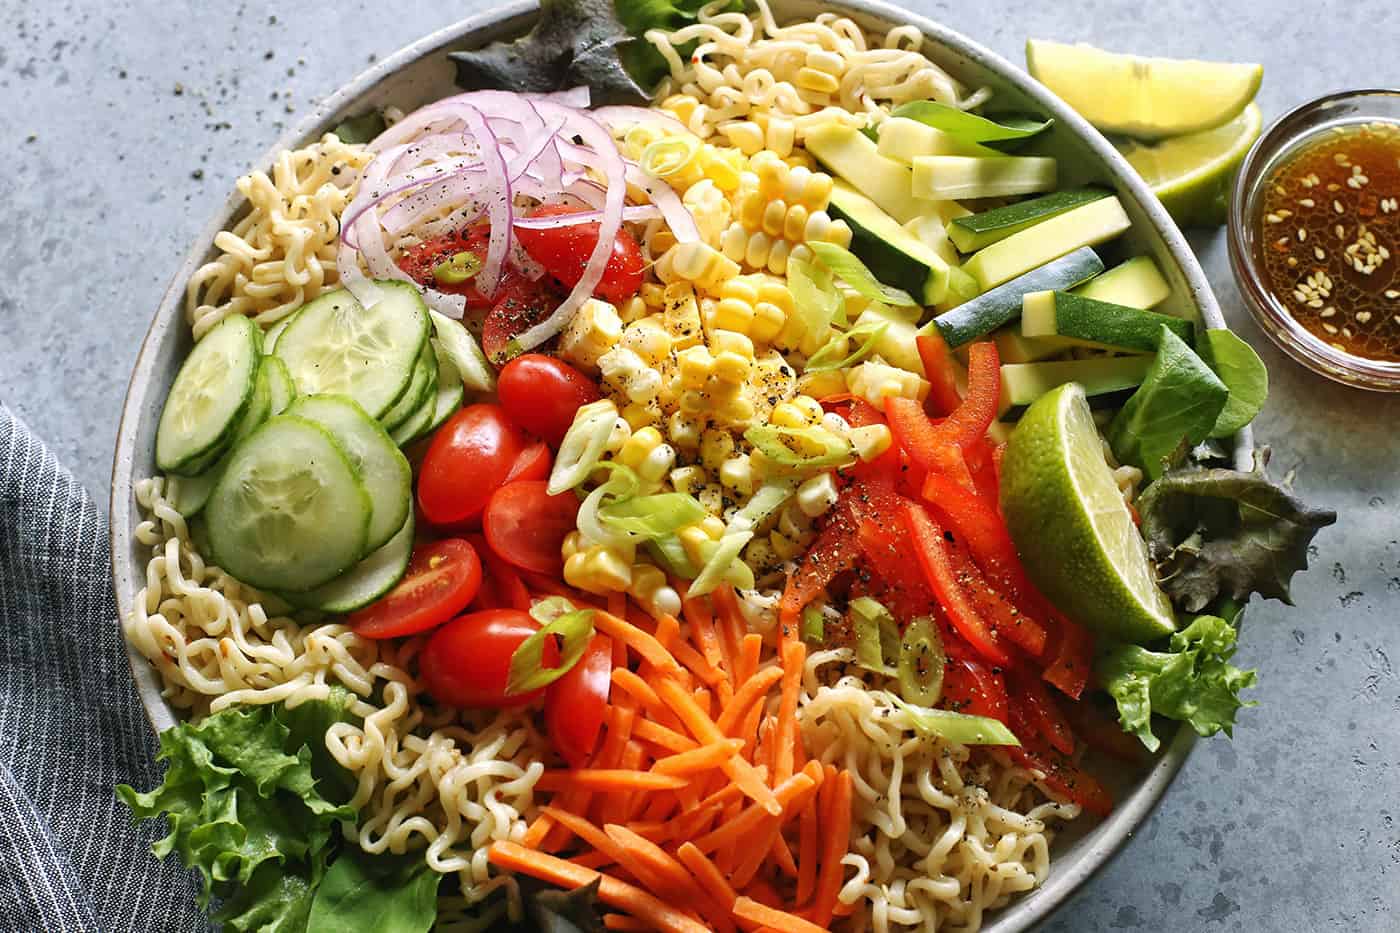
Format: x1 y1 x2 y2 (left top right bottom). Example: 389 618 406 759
2 1 1397 930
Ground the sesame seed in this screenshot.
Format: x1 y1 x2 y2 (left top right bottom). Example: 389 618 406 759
1337 224 1347 239
1267 212 1282 223
1274 184 1288 196
1328 183 1342 192
1385 290 1399 299
1321 306 1337 318
1343 326 1354 338
1298 228 1307 241
1287 257 1299 267
1323 322 1339 334
1314 247 1326 260
1308 298 1324 308
1300 198 1316 207
1357 310 1373 323
1334 200 1346 213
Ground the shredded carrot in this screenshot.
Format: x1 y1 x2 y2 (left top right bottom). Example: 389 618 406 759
692 685 712 718
675 843 738 919
535 769 689 793
737 633 763 684
715 666 784 735
711 586 748 666
523 813 555 849
631 717 698 754
796 793 819 904
539 806 626 859
721 755 781 815
605 825 737 933
774 639 806 784
692 771 814 853
738 695 766 758
488 842 709 933
608 741 649 825
521 571 605 610
733 897 827 933
730 812 783 888
653 738 744 776
603 914 653 932
810 769 853 927
570 849 616 870
595 611 682 675
654 676 725 744
770 832 799 879
683 599 728 680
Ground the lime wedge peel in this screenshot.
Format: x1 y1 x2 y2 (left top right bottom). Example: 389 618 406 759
999 383 1177 644
1118 103 1263 227
1026 39 1263 140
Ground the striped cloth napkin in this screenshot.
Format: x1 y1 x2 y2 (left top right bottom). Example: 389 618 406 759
0 403 205 932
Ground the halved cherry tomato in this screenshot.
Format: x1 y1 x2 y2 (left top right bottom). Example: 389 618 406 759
545 633 612 768
483 480 581 574
396 225 496 305
514 203 645 304
1006 697 1113 817
466 533 533 612
349 538 482 639
481 275 561 363
505 440 552 484
497 354 602 447
420 608 558 708
418 404 526 527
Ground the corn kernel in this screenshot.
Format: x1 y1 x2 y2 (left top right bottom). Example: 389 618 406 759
678 525 713 565
562 530 584 560
629 563 679 616
795 67 841 95
676 345 715 388
766 117 796 158
796 472 840 518
778 502 809 542
678 389 708 415
757 158 788 200
826 219 853 249
711 330 754 358
701 148 742 191
618 295 648 323
605 416 632 453
641 283 667 308
783 203 810 243
638 442 677 484
788 243 814 268
756 278 795 314
709 296 756 334
598 347 663 406
662 283 704 349
669 465 708 496
785 151 816 171
791 395 825 423
751 301 786 345
800 172 834 211
719 454 756 496
720 120 765 155
766 238 792 275
667 412 704 449
821 411 851 436
699 483 726 517
804 210 833 244
714 392 757 426
797 368 847 399
662 94 699 124
620 318 672 365
618 426 664 469
558 298 623 373
770 529 802 561
713 353 749 385
745 231 773 269
770 401 812 429
721 222 749 263
849 423 893 461
762 199 788 238
671 241 739 289
622 402 661 430
699 428 736 471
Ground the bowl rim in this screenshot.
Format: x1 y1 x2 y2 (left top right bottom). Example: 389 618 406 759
109 2 1244 929
1227 87 1400 392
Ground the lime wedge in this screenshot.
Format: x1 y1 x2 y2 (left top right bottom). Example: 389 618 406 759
1116 103 1263 227
1026 40 1262 140
1000 382 1176 643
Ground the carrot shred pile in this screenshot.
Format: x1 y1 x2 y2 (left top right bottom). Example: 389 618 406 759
490 587 857 933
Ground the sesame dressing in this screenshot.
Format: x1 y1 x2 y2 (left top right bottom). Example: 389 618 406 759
1259 122 1400 361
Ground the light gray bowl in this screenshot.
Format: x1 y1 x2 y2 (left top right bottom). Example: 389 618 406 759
110 2 1250 929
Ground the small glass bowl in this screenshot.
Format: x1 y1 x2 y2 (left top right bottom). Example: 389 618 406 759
1228 89 1400 391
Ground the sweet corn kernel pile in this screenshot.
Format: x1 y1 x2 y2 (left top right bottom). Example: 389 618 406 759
552 95 936 610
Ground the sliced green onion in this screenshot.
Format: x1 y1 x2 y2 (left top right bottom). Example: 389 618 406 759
648 534 698 579
641 134 701 178
528 597 578 625
548 400 619 495
897 616 946 707
600 493 707 539
807 241 916 308
888 101 1053 147
429 310 495 392
744 425 853 471
804 320 889 373
507 604 596 695
891 695 1020 746
788 255 844 338
801 605 825 643
733 479 799 530
575 463 642 549
688 530 754 597
850 596 899 675
432 251 483 285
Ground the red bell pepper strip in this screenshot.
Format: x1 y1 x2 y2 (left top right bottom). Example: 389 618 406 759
1058 695 1148 763
855 518 937 623
941 656 1009 724
1006 699 1113 817
885 397 976 491
916 331 963 418
1009 670 1076 756
900 501 1013 667
778 505 862 640
966 437 1000 503
940 536 1046 657
1040 611 1094 700
818 393 884 428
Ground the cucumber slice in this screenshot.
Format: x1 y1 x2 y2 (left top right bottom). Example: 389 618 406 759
231 359 274 444
924 246 1104 348
264 315 294 353
379 340 436 431
999 356 1153 410
827 181 969 306
1071 256 1171 309
283 394 412 555
911 155 1059 201
949 188 1111 253
993 327 1077 364
963 196 1131 291
282 512 414 614
155 314 261 474
389 355 440 446
805 122 941 223
876 117 1001 161
205 415 371 592
274 281 429 420
1021 290 1192 352
165 468 222 518
263 356 296 414
430 310 496 392
424 338 466 435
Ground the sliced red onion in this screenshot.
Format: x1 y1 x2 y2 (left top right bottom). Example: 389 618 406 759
512 205 661 229
532 87 590 108
456 104 511 297
591 105 687 133
625 164 699 244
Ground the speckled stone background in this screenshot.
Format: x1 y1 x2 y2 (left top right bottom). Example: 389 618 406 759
2 1 1397 930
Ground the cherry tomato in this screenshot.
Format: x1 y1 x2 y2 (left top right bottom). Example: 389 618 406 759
483 480 581 574
418 405 526 527
545 633 612 768
420 608 558 708
396 225 497 306
505 440 552 484
497 354 602 447
349 538 482 639
481 276 561 363
514 203 645 304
